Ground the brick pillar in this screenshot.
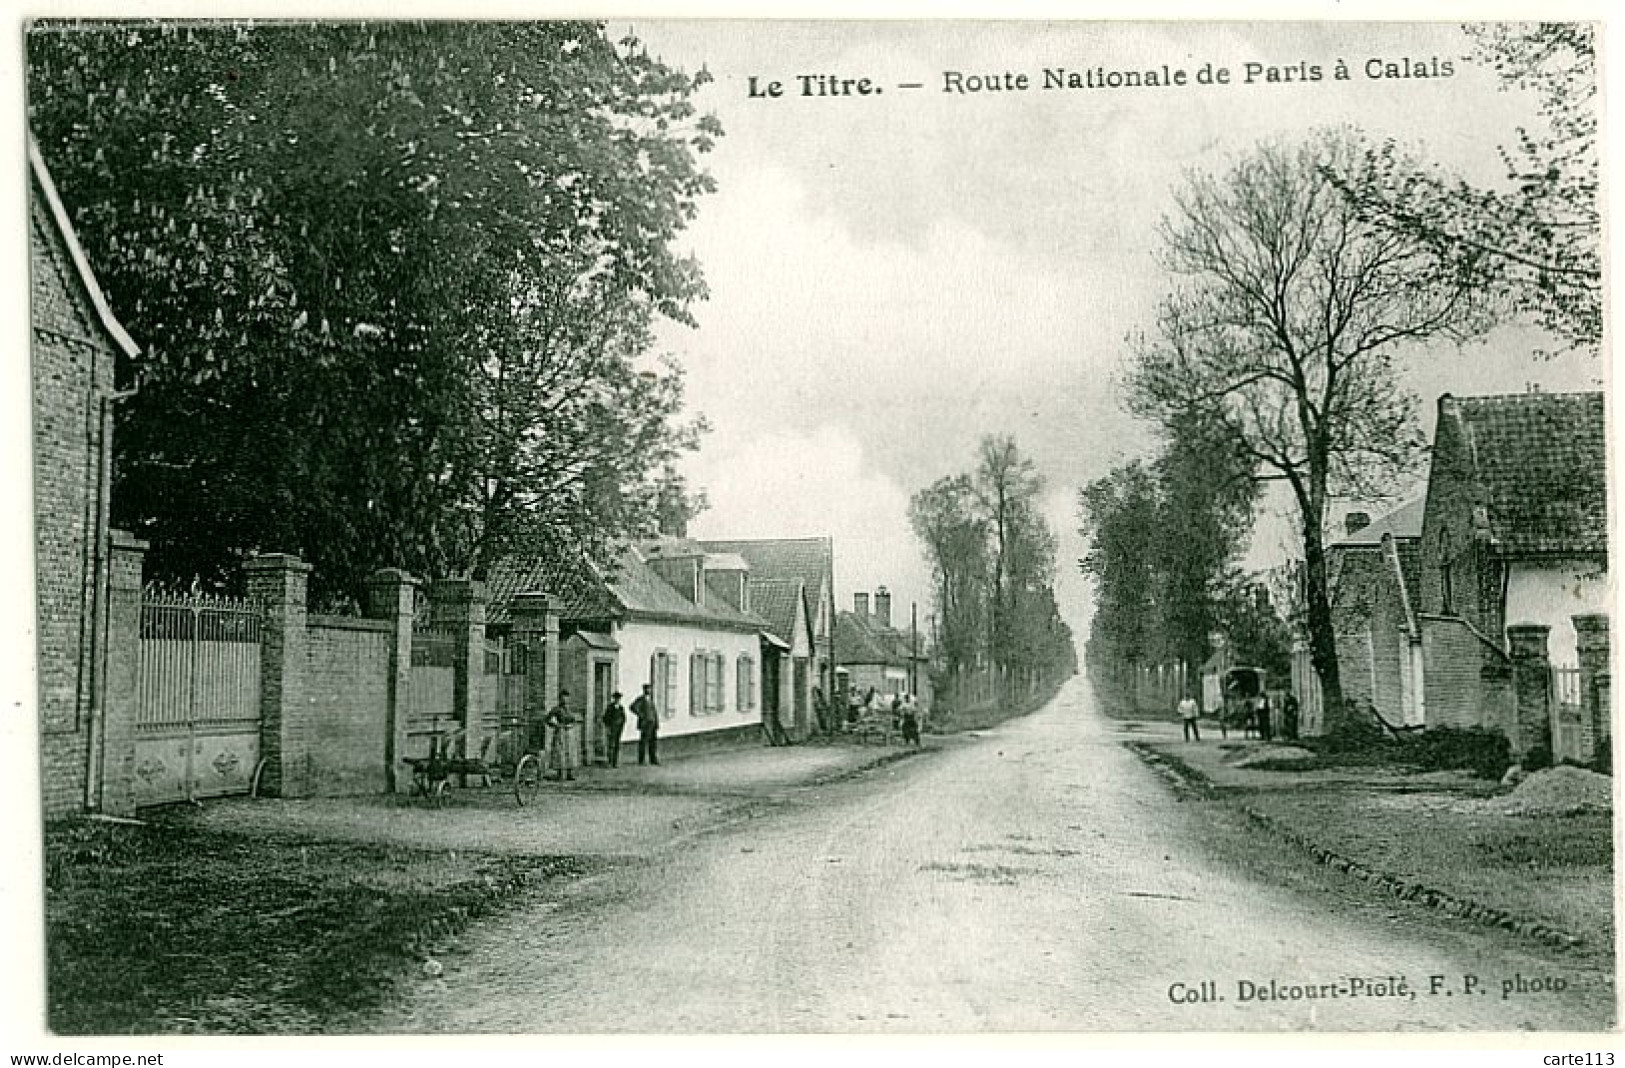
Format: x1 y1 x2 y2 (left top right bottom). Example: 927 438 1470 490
365 568 418 793
509 592 561 749
243 553 312 798
1574 613 1610 762
1507 623 1552 760
430 578 487 762
97 531 148 817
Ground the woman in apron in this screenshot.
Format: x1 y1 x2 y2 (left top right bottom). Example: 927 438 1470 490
545 690 581 782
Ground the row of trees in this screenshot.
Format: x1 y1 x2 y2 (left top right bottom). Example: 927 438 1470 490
30 21 719 607
909 435 1075 700
1078 423 1290 704
1082 23 1598 718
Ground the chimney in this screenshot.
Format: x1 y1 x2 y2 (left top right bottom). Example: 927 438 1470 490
855 592 870 617
875 586 892 628
1344 511 1371 537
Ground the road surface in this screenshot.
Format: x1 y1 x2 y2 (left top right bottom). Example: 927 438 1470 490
376 676 1614 1032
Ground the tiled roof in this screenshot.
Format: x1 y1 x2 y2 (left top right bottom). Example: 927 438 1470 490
749 578 803 644
835 610 924 666
487 545 767 633
1334 498 1425 547
1444 391 1607 556
696 537 831 593
485 550 620 626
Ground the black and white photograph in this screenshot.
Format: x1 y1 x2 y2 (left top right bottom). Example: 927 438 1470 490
13 14 1615 1039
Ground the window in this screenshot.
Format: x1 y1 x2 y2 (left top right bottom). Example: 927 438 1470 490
737 655 756 712
650 650 675 719
687 650 730 715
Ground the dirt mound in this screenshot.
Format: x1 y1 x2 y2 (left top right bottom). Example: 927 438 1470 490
1489 765 1613 817
1228 745 1317 771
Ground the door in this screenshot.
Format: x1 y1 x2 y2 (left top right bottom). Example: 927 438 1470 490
763 653 782 715
592 659 614 761
793 657 810 735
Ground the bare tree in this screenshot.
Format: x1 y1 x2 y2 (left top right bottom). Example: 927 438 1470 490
1126 130 1492 725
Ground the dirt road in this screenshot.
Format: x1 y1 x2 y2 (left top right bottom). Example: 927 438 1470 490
375 677 1613 1032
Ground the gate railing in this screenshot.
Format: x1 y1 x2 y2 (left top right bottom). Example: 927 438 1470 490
1551 665 1585 763
137 585 262 734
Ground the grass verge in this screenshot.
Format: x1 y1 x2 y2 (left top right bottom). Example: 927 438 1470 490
1241 791 1615 956
44 816 587 1034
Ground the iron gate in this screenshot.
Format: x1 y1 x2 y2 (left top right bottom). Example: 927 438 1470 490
133 586 263 806
482 637 531 764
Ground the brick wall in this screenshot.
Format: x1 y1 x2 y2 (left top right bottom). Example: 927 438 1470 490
1368 557 1409 724
302 619 393 795
1418 401 1499 637
32 181 117 818
1420 614 1511 731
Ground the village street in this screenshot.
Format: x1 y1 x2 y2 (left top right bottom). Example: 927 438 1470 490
373 677 1612 1033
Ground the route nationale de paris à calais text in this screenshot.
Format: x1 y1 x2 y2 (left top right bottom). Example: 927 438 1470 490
746 57 1454 99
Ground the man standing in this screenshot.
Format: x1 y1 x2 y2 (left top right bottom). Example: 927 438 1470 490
632 682 660 766
1178 693 1201 743
601 691 627 767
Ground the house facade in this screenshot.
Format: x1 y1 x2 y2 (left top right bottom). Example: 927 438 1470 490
835 587 931 706
748 577 817 739
1416 390 1609 756
1327 500 1425 732
31 140 142 818
698 537 834 728
490 540 768 762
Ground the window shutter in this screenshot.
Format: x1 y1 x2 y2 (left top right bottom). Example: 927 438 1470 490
737 657 746 712
690 653 701 715
663 655 676 719
713 652 725 713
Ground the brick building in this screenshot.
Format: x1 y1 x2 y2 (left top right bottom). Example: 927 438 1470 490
1416 390 1608 753
30 139 140 818
1327 499 1425 732
834 587 931 706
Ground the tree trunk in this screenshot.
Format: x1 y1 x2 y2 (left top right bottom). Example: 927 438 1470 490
1301 515 1344 729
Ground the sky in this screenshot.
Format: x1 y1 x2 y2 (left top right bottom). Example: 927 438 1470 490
629 22 1603 637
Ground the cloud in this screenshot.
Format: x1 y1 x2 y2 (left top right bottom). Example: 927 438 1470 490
683 422 936 624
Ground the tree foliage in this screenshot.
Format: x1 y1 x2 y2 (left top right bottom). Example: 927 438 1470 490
1124 130 1492 717
1077 419 1257 695
1331 23 1599 352
909 435 1073 689
28 21 720 605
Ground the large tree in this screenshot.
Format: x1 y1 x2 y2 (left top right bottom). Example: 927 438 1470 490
28 21 719 605
908 473 990 675
973 434 1044 674
1126 130 1491 722
1331 23 1599 352
911 435 1072 699
1077 462 1161 691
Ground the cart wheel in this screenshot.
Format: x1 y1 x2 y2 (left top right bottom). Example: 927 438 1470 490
514 754 542 807
430 779 450 809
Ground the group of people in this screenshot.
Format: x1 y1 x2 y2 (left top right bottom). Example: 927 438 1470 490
844 687 923 746
539 683 664 780
1175 691 1300 743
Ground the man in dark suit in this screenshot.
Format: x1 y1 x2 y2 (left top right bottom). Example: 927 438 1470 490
632 683 660 765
